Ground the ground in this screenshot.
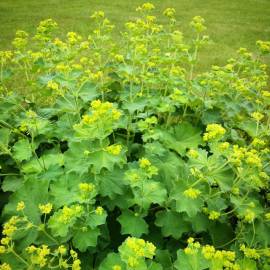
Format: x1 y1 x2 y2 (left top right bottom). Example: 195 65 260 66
1 0 270 70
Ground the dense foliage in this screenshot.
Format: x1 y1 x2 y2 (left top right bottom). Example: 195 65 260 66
0 3 270 270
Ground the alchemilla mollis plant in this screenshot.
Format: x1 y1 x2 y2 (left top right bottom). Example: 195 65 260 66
0 2 270 270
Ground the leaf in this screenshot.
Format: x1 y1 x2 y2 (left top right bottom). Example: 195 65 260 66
155 210 190 239
64 140 96 175
72 227 100 252
155 249 173 270
99 253 126 270
117 210 148 237
133 181 167 210
208 222 234 247
12 139 32 161
174 250 209 270
147 262 163 270
49 176 81 208
158 122 202 155
171 184 203 217
22 153 64 174
1 176 23 192
85 210 107 229
2 178 49 224
237 258 257 270
88 149 126 174
0 128 10 147
183 213 210 233
48 208 79 238
96 168 127 199
122 97 148 113
78 81 98 102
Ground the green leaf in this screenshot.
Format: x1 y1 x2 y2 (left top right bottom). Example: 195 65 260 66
86 210 107 229
88 149 126 174
72 227 100 252
155 250 173 270
122 97 148 113
2 178 49 224
237 258 257 270
1 176 23 192
78 81 98 102
155 210 190 239
174 250 209 270
183 213 210 233
171 184 203 217
208 222 234 247
148 262 163 270
133 181 167 210
48 206 82 238
22 153 64 174
49 176 81 208
158 122 202 155
12 139 32 161
0 128 10 147
96 168 127 199
117 210 148 237
99 253 126 270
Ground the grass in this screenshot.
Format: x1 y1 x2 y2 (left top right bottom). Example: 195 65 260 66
0 0 270 70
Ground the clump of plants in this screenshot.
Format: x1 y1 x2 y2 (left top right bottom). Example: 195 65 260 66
0 2 270 270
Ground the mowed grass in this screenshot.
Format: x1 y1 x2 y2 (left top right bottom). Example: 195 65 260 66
0 0 270 70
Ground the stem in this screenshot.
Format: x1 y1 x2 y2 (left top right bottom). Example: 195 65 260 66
11 248 29 266
189 33 200 80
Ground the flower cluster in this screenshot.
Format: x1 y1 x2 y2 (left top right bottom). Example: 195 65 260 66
203 123 226 141
119 237 156 268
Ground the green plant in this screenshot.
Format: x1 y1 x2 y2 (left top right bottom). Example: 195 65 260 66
0 2 270 270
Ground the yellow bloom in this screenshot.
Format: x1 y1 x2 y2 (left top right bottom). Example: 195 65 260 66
262 90 270 97
203 124 226 141
47 80 59 91
39 203 53 214
187 237 194 244
136 3 155 12
240 244 260 259
114 54 124 62
58 245 67 255
184 247 196 255
127 257 139 267
183 188 201 199
79 183 95 193
251 111 264 122
243 209 255 223
208 211 220 220
0 246 6 254
112 265 121 270
1 238 11 246
106 144 122 155
112 109 121 120
219 142 230 151
26 245 37 253
16 201 25 211
163 8 176 18
139 158 151 168
202 245 215 259
90 11 105 20
187 149 199 158
0 263 12 270
95 206 104 216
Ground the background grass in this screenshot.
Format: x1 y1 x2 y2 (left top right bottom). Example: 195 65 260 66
0 0 270 70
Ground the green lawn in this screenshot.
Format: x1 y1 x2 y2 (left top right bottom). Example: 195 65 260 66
1 0 270 70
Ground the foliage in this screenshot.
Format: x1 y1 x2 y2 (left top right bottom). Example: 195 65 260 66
0 3 270 270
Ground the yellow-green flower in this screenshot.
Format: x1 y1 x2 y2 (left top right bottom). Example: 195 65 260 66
16 201 25 211
39 203 53 214
183 188 201 199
